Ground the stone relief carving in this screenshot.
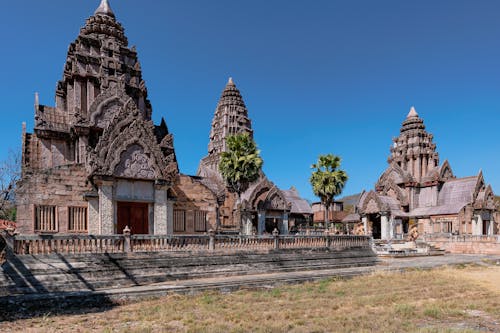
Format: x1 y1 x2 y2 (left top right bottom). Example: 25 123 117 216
94 99 122 128
365 199 380 214
115 144 155 179
88 98 178 183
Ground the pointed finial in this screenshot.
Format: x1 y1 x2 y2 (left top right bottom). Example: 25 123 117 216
95 0 115 18
227 77 234 85
34 92 39 109
407 106 418 118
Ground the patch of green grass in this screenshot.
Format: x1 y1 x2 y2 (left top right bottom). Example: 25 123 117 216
423 305 443 319
395 303 417 318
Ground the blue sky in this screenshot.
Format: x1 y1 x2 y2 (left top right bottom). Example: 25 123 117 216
0 0 498 202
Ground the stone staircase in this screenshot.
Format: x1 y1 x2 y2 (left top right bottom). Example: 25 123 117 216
0 247 376 296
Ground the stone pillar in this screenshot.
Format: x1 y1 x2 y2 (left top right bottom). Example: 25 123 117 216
88 198 100 235
416 156 421 181
154 186 168 235
258 210 265 235
98 182 114 235
474 214 483 236
241 212 252 236
381 214 390 240
389 217 396 240
78 136 88 164
166 200 174 235
282 213 289 235
362 215 368 236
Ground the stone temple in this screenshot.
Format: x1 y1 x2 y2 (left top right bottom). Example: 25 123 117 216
15 0 312 236
345 107 498 239
197 78 313 235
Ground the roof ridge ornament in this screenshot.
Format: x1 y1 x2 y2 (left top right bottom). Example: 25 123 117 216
95 0 115 18
407 106 418 118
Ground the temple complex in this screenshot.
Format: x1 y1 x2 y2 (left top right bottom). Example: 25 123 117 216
346 108 498 239
197 79 312 235
15 1 311 236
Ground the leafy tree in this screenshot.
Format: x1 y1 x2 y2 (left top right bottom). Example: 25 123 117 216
0 149 21 221
310 154 348 229
219 133 263 201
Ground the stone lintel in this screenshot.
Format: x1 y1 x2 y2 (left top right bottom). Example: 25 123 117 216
93 175 114 186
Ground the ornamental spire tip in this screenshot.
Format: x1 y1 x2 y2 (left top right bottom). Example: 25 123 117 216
407 106 418 118
95 0 115 18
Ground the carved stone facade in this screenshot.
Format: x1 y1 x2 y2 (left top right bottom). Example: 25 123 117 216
197 79 312 235
349 108 498 240
17 1 179 235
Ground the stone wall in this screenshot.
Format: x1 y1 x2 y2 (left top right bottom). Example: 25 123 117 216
427 239 500 255
16 165 92 234
173 175 217 234
26 135 75 170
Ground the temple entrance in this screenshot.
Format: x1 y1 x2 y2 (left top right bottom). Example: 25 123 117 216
117 202 149 234
483 220 491 235
369 214 382 239
265 217 279 234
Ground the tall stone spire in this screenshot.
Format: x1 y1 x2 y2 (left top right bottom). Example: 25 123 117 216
95 0 115 18
197 78 253 178
50 0 151 128
207 77 253 156
389 108 439 182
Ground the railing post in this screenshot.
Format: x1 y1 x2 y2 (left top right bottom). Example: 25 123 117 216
273 228 280 250
325 231 332 249
123 226 132 253
209 229 215 251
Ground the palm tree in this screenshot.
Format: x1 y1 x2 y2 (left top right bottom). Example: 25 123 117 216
310 154 348 230
219 133 263 229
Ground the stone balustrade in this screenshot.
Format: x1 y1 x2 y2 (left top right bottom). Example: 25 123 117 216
423 234 500 243
2 231 371 256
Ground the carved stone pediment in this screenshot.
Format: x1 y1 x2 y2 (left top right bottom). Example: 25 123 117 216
242 178 289 211
88 84 132 129
359 191 387 215
376 164 412 187
87 98 178 183
380 180 408 206
114 144 155 179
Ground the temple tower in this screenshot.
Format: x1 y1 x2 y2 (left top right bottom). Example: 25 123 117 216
389 107 440 183
198 78 253 178
51 0 152 127
17 0 178 235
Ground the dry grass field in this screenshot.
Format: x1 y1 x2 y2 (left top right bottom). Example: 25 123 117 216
1 264 500 333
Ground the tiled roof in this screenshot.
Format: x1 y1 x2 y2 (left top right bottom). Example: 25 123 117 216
410 176 478 216
281 188 313 215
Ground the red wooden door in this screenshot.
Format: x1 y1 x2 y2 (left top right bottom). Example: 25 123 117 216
117 202 149 234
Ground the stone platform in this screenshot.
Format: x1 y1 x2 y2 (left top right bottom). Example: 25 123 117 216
0 247 376 296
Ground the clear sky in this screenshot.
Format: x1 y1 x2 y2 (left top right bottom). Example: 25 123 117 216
0 0 498 202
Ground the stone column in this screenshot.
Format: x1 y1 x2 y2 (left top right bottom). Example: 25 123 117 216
88 198 100 235
166 200 174 235
282 213 289 235
416 156 421 181
474 214 483 236
389 217 396 240
362 215 368 236
258 210 265 235
381 214 390 240
154 185 168 235
98 182 114 235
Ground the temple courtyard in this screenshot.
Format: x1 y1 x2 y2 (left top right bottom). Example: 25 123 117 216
1 254 499 332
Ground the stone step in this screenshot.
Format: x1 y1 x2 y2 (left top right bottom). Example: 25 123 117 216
1 248 377 295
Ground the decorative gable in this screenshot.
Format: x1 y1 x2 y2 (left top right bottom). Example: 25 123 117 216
87 98 178 183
